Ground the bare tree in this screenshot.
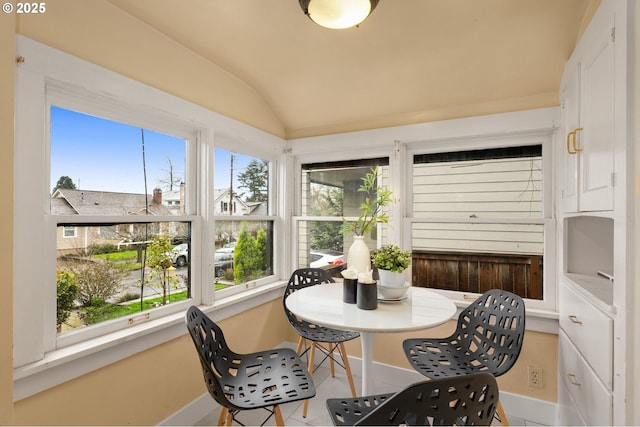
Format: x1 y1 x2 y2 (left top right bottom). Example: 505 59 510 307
157 157 182 192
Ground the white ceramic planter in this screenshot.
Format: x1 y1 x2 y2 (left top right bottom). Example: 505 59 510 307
377 269 406 287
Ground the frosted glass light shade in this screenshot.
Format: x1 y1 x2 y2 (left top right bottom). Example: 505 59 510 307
300 0 379 29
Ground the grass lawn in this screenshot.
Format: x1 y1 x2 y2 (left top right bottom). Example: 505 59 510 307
83 285 231 325
92 250 143 270
84 291 189 324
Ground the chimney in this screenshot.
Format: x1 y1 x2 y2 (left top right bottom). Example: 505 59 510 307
153 188 162 204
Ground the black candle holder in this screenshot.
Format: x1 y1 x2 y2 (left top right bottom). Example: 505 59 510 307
357 282 378 310
343 278 357 304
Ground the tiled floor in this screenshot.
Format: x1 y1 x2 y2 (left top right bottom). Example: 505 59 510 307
195 365 542 426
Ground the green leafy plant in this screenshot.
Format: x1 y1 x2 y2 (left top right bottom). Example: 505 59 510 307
56 270 78 329
372 245 412 273
341 166 393 236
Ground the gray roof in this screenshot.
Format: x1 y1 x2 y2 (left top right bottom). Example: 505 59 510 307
51 189 173 216
247 201 268 215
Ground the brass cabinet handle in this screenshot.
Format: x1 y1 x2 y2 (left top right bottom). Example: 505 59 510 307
567 373 581 386
567 131 576 154
566 127 583 154
568 315 582 325
572 127 583 152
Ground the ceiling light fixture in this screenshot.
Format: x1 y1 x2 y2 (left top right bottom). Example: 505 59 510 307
299 0 379 29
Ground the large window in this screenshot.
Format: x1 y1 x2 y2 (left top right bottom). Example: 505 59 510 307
13 37 283 379
297 159 390 272
51 106 193 338
213 149 275 295
410 144 549 301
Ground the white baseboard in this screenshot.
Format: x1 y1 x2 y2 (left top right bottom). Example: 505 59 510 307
160 341 557 426
158 391 217 426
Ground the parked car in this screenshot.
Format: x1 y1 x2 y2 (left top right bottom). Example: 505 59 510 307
214 250 234 277
170 243 233 275
169 243 189 267
217 241 236 253
310 250 344 269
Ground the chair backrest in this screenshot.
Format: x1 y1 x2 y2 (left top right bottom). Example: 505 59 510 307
185 306 242 410
283 268 334 322
185 306 316 412
339 373 498 426
455 289 526 377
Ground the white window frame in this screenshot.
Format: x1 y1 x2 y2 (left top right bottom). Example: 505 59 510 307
404 134 555 312
212 149 279 298
289 137 396 260
293 158 393 271
288 107 559 330
13 36 286 400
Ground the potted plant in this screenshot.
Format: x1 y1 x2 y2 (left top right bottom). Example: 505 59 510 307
372 244 412 287
341 167 393 273
341 166 393 237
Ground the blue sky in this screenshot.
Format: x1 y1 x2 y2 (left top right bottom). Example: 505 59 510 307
50 106 255 195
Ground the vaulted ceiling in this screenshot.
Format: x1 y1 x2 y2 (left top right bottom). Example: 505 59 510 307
107 0 593 138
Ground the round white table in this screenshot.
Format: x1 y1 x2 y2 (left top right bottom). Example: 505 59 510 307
284 282 457 395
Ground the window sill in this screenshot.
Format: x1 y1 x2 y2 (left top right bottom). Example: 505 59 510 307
13 280 287 401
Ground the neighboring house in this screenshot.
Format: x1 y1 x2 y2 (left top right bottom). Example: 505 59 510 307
246 201 268 215
213 188 251 215
53 187 262 254
162 183 185 215
52 188 176 255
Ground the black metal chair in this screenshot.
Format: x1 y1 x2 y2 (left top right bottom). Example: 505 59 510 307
402 289 525 426
326 372 499 426
283 268 360 417
185 306 316 426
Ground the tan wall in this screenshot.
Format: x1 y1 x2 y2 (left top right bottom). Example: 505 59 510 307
13 300 292 425
343 320 558 403
0 9 15 427
2 0 561 424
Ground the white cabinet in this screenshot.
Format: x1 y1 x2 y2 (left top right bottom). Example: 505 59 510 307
559 282 613 388
559 330 612 426
556 0 631 425
559 4 616 213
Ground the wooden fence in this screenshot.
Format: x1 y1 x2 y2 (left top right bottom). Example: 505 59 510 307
411 250 543 299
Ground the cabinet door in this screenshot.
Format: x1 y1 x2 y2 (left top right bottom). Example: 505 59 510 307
578 23 615 211
559 331 613 426
557 379 587 426
559 282 613 387
560 64 580 213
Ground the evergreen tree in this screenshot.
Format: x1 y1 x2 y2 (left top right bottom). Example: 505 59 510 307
52 175 77 193
233 223 267 283
237 159 268 202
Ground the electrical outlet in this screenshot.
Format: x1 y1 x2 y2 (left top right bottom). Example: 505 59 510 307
528 365 543 388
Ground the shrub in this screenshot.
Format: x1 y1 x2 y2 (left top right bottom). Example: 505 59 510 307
116 292 140 303
233 223 267 283
56 270 78 328
87 243 118 255
222 268 234 281
72 260 126 306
